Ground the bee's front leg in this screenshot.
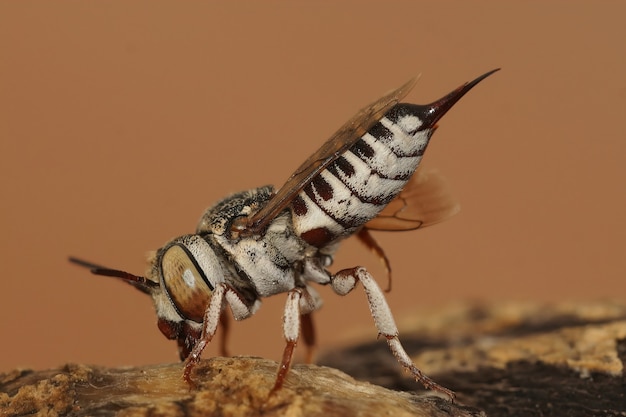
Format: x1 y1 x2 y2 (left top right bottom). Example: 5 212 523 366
330 266 456 401
182 283 226 386
183 284 255 386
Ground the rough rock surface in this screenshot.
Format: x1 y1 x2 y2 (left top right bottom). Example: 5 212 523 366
0 358 478 417
2 301 625 416
322 300 626 417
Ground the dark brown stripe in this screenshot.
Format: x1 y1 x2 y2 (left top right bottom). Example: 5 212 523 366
302 178 379 230
367 121 393 142
301 227 335 248
291 195 308 216
325 156 408 206
311 174 333 201
384 104 418 126
332 156 355 177
392 167 417 181
303 182 357 229
351 138 375 159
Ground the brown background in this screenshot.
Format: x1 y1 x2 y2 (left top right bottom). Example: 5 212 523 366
1 3 625 373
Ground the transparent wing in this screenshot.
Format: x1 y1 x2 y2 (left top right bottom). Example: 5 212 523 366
359 169 459 292
364 168 460 231
237 77 418 236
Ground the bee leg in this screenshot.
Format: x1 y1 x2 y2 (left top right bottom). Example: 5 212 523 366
300 283 323 364
183 283 257 386
301 312 316 364
356 228 393 292
182 283 227 386
330 267 456 401
219 313 230 357
271 286 321 394
272 288 304 394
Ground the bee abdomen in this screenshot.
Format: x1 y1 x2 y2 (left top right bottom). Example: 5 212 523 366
292 104 432 248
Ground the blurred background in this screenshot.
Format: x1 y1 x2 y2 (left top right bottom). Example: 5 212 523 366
1 2 624 373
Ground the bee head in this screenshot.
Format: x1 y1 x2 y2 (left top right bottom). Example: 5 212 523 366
149 234 225 324
69 234 225 360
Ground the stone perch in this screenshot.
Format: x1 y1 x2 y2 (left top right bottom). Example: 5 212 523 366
2 301 625 416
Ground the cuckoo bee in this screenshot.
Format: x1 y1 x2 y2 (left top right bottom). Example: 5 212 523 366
70 69 499 399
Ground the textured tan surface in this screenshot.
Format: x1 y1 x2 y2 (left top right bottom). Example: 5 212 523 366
0 359 480 417
321 301 626 416
403 301 626 376
1 2 625 375
3 301 625 416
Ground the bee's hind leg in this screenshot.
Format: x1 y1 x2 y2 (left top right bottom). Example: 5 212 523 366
329 266 456 401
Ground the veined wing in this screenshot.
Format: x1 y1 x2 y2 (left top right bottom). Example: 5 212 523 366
364 168 460 231
235 77 418 237
358 168 460 291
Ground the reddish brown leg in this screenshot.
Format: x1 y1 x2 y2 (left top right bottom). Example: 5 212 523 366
271 340 297 394
301 312 316 364
219 312 230 357
270 289 302 394
356 228 393 292
182 283 227 387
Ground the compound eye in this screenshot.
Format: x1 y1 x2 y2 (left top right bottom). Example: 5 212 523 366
161 245 213 323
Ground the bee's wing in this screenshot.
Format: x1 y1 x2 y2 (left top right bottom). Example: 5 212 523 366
239 77 417 236
364 168 460 231
356 169 458 292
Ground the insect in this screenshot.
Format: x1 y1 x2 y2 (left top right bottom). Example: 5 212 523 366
70 69 499 400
